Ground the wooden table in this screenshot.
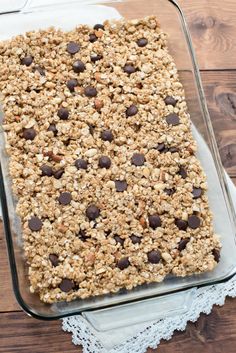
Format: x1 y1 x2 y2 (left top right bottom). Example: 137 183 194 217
1 0 236 351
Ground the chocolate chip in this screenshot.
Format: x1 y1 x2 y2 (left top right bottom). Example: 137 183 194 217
58 192 72 205
130 235 141 244
175 219 188 231
78 229 88 241
89 33 98 43
123 65 136 74
67 42 80 54
154 143 166 152
117 257 130 270
57 107 69 120
137 38 148 47
169 147 179 153
84 86 97 97
59 278 74 292
166 113 180 126
33 65 45 76
192 187 202 199
91 54 103 63
148 215 161 229
48 124 58 136
73 60 85 73
101 130 114 142
147 250 161 264
131 153 145 166
40 164 53 177
21 56 33 66
66 79 78 92
54 169 64 179
23 128 36 140
164 96 177 106
115 180 127 192
49 254 59 267
178 238 190 251
188 215 201 229
98 156 111 169
86 204 100 220
75 159 88 170
114 235 125 247
178 167 187 179
93 24 104 30
28 216 42 231
164 188 175 196
126 104 138 117
212 249 220 263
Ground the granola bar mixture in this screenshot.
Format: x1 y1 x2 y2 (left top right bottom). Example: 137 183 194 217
0 16 221 303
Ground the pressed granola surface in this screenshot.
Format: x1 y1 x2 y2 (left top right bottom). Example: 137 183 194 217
0 16 221 303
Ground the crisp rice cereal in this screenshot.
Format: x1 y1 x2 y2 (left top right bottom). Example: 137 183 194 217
0 16 221 303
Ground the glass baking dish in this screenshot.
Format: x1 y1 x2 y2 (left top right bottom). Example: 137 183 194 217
0 0 236 321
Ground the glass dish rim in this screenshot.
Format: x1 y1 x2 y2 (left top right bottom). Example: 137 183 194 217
0 0 236 320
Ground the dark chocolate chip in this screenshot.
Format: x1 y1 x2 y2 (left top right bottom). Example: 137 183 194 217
58 192 72 205
40 164 53 177
66 79 78 92
147 250 161 264
73 60 86 73
164 188 176 196
117 257 130 270
130 235 141 244
84 86 97 97
86 204 100 220
57 107 69 120
114 235 125 246
137 38 148 47
166 113 180 126
164 96 177 106
101 129 114 142
21 56 33 66
192 187 202 199
115 180 128 192
98 156 111 169
126 104 138 117
178 167 187 179
175 219 188 231
93 23 104 30
49 254 59 267
169 147 179 153
89 33 98 43
188 215 201 229
148 215 161 229
23 128 36 140
91 54 103 63
212 249 220 263
75 159 88 170
123 65 136 74
48 124 58 136
88 124 95 135
33 65 45 76
131 153 145 166
28 216 42 231
155 143 166 152
78 229 88 241
54 169 64 179
178 238 190 251
59 278 74 292
67 42 80 54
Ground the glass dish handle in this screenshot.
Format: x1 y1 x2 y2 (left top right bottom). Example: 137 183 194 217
82 288 197 332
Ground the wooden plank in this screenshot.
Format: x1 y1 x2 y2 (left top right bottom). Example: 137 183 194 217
112 0 236 70
1 298 236 353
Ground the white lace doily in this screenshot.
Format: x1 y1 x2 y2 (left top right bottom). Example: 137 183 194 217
62 173 236 353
